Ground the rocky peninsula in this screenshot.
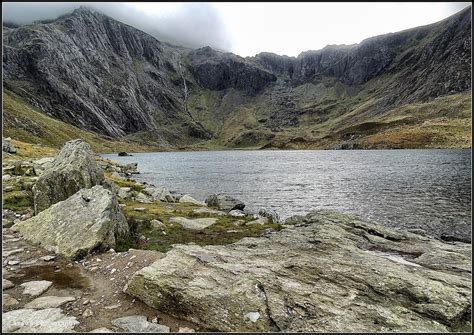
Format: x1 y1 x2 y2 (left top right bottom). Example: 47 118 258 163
2 138 472 332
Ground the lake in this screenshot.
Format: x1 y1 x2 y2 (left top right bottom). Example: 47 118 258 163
103 149 472 242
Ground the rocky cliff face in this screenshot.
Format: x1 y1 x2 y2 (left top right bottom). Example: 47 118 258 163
2 6 471 148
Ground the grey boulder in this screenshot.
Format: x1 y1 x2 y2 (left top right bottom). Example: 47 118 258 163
32 139 105 213
205 194 245 211
13 185 129 259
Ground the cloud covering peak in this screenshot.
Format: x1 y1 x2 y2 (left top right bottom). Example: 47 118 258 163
2 2 232 51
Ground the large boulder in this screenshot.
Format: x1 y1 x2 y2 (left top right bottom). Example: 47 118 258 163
205 194 245 211
32 139 104 214
13 185 129 259
144 186 175 202
125 210 471 332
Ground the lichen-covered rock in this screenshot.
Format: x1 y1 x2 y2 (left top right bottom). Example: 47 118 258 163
13 185 129 259
144 186 175 202
125 210 471 332
32 139 104 214
179 195 206 206
2 137 17 154
205 194 245 211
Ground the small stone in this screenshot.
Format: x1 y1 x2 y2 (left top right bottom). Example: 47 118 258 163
110 268 116 274
20 280 53 297
40 255 56 262
228 209 246 217
89 327 114 333
178 327 195 332
83 299 90 305
82 308 94 317
7 260 20 265
104 303 121 310
244 312 260 323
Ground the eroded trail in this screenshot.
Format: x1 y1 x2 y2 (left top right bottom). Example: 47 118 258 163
2 224 201 332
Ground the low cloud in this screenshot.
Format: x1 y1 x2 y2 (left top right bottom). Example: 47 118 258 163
2 2 232 51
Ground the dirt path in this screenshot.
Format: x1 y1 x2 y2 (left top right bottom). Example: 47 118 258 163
2 223 202 332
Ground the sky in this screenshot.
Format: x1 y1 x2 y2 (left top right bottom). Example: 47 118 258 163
2 2 471 57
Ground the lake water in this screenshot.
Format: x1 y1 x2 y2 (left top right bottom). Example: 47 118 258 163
103 149 472 242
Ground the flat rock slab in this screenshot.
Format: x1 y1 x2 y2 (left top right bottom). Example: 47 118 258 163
111 315 170 332
90 327 114 332
169 217 218 231
2 308 79 332
3 278 15 290
20 280 53 297
126 210 471 333
192 207 226 216
24 296 76 309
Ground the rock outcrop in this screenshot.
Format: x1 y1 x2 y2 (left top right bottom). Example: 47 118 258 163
32 139 105 214
205 194 245 211
125 210 471 332
2 137 17 154
13 185 129 259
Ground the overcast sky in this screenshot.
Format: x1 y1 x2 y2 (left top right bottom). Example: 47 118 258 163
2 2 471 57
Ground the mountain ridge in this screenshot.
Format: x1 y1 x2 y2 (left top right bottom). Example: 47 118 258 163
2 6 471 150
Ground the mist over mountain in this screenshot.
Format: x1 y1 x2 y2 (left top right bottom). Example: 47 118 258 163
2 2 232 52
2 6 472 150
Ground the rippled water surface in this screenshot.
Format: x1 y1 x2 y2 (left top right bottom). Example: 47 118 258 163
103 150 471 241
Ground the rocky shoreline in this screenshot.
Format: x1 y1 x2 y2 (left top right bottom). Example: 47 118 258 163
2 139 472 332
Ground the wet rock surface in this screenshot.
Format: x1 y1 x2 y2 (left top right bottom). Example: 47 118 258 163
125 210 472 332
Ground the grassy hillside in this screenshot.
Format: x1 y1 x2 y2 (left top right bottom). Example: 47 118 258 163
3 87 471 153
3 89 164 153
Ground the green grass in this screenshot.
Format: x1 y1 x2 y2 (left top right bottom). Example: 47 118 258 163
119 198 281 253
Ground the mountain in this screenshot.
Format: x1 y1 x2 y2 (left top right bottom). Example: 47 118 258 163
2 6 471 150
